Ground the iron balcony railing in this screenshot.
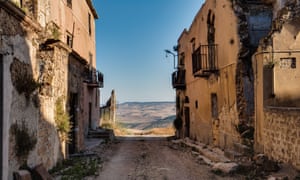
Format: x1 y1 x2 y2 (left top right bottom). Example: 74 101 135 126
172 69 186 89
192 44 219 77
85 69 104 88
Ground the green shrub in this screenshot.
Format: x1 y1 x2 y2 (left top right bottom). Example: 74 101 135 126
55 97 71 142
173 117 183 130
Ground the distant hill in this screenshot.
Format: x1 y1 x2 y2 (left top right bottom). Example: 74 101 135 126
116 101 176 130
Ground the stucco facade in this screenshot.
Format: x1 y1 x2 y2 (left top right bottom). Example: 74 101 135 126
0 0 102 179
174 0 272 151
173 0 300 170
253 0 300 169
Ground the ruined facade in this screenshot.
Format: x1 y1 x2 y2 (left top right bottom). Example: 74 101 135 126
253 0 300 169
100 90 116 125
0 0 103 179
174 0 272 150
173 0 300 170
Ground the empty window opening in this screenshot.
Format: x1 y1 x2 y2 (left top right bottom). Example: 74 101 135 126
280 57 296 69
66 32 73 48
67 0 72 8
88 13 92 36
207 9 215 44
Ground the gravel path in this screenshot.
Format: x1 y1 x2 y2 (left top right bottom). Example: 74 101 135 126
93 137 242 180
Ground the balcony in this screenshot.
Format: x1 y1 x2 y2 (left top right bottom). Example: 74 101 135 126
172 69 186 89
192 44 219 78
85 69 104 88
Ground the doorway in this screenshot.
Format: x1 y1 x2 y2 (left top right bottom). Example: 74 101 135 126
68 93 78 154
184 107 190 138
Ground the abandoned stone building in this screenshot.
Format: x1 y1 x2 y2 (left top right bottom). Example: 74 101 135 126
0 0 103 179
172 0 300 170
100 89 116 125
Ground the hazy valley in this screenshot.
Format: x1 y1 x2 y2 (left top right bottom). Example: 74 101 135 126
116 102 176 132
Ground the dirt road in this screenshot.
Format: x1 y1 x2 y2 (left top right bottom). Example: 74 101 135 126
94 137 241 180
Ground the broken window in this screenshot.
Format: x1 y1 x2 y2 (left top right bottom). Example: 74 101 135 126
207 10 215 45
66 32 73 48
280 57 296 69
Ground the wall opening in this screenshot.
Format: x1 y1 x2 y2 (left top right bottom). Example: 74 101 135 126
68 93 78 154
211 93 218 119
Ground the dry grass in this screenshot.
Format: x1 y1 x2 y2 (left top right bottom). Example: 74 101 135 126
146 127 175 135
101 119 175 137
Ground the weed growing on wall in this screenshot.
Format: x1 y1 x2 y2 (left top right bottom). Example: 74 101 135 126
55 97 71 142
10 120 37 160
10 58 40 100
49 156 102 179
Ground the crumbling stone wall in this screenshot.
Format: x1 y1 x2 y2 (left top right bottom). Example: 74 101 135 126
263 108 300 169
232 0 272 140
1 3 70 178
68 54 88 152
37 44 69 167
100 90 116 125
254 0 300 170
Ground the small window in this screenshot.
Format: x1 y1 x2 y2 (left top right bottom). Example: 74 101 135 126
88 13 92 36
66 32 73 48
67 0 72 8
195 100 198 109
280 57 296 69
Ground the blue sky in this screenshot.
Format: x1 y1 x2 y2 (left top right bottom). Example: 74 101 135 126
92 0 204 104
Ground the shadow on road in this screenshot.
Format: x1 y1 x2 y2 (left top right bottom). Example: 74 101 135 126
115 135 175 141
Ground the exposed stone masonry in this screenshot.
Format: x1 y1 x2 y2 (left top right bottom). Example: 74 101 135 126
263 108 300 169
